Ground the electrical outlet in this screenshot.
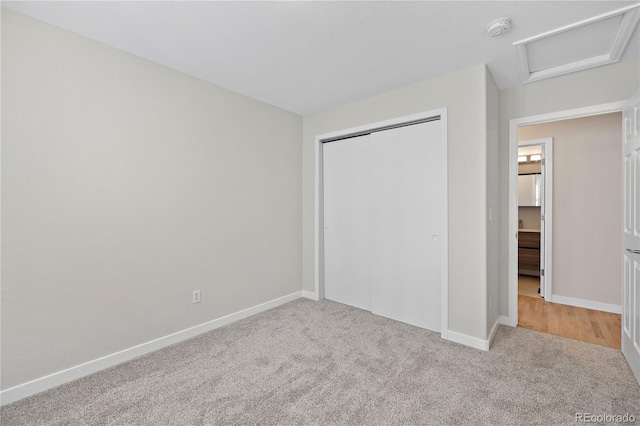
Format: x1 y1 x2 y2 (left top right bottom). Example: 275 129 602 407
192 290 201 304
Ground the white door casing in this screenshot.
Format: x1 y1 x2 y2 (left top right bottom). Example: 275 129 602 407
622 88 640 385
540 145 546 298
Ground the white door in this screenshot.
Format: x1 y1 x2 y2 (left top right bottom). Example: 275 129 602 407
323 134 374 311
539 146 546 298
622 88 640 385
368 122 442 331
323 120 443 332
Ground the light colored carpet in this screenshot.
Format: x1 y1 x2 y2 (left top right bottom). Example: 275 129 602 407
2 298 639 425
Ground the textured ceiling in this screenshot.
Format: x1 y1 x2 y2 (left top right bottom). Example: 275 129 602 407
3 1 639 115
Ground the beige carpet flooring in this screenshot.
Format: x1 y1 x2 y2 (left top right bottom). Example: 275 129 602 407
2 298 639 425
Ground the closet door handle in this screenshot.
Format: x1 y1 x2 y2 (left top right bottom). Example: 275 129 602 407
626 248 640 254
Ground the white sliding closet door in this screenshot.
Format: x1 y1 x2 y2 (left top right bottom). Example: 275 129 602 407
323 134 374 311
369 122 442 331
323 120 442 332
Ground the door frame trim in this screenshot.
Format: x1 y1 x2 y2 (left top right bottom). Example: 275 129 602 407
507 101 625 327
314 108 449 338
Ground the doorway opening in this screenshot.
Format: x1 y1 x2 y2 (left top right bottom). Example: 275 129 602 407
517 139 552 303
509 105 624 349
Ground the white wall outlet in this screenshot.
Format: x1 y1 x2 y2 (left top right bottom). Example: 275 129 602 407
192 290 201 304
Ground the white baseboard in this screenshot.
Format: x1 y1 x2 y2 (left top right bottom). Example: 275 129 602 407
446 330 490 351
0 291 304 406
499 315 517 327
302 290 319 301
487 318 500 349
549 295 621 314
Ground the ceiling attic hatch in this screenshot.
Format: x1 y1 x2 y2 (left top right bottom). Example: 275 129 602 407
514 4 640 84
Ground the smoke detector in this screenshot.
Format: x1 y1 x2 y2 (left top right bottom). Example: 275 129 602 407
487 18 512 37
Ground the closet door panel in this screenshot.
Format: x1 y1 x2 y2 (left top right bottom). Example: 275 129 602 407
323 135 373 311
369 121 442 332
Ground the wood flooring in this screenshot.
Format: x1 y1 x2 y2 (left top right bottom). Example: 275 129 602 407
518 275 540 298
517 276 621 349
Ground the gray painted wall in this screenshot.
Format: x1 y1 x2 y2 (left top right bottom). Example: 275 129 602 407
1 9 302 389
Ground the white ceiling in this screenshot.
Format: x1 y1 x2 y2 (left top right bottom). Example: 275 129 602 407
3 1 639 115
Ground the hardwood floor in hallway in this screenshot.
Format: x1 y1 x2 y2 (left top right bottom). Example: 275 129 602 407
518 276 621 349
518 274 540 298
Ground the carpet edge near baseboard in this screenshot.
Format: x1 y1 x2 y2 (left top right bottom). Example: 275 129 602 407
0 290 308 406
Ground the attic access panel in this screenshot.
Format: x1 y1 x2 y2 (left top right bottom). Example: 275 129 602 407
514 4 640 84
